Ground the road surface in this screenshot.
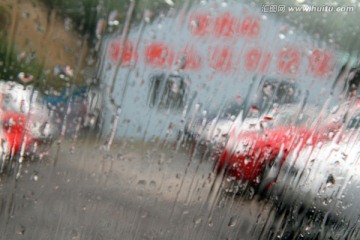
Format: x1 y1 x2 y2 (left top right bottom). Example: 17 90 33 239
0 136 317 240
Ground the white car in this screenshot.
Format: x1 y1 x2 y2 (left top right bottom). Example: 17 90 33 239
0 81 59 172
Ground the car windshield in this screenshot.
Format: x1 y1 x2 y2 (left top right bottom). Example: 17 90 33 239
1 1 360 240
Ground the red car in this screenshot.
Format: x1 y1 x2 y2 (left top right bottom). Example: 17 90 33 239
0 111 32 154
214 101 359 188
206 100 360 232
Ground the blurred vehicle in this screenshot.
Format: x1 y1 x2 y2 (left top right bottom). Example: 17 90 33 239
0 81 59 172
212 100 360 223
0 81 102 167
215 104 329 184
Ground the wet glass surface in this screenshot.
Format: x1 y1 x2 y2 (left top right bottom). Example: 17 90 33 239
0 0 360 239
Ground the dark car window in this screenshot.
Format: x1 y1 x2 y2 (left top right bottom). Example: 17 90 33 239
148 73 189 111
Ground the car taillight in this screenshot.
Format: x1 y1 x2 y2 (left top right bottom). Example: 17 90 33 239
1 112 33 154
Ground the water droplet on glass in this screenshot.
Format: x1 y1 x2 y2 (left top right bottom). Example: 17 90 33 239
16 225 25 235
32 173 39 182
279 33 286 40
108 10 119 26
194 217 202 225
141 211 148 219
244 157 251 165
17 51 26 62
255 176 261 184
64 65 74 77
228 216 237 227
341 152 348 161
22 11 30 18
322 198 332 206
190 19 199 32
144 9 153 23
326 174 335 187
165 0 174 6
208 218 213 227
18 72 34 84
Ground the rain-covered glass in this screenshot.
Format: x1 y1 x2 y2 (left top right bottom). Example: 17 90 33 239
0 0 359 239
